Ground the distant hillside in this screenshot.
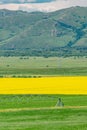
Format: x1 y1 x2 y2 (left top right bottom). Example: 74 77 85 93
0 0 32 3
0 0 50 3
0 7 87 57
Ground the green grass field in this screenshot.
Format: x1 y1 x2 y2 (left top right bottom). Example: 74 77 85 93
0 56 87 77
0 95 87 130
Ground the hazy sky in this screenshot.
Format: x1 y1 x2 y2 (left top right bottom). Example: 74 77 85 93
0 0 87 12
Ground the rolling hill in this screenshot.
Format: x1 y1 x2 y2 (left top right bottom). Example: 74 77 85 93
0 6 87 57
0 0 51 3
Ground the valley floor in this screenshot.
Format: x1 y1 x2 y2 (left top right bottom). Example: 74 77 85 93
0 56 87 77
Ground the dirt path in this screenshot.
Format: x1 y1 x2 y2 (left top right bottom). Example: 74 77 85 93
0 106 87 113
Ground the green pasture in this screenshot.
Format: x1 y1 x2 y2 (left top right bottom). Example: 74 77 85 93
0 95 87 109
0 95 87 130
0 108 87 130
0 56 87 77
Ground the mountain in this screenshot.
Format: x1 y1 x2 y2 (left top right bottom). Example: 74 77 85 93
0 0 52 4
0 0 33 3
0 6 87 57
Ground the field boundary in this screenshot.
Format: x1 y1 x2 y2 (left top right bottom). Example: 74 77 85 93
0 106 87 112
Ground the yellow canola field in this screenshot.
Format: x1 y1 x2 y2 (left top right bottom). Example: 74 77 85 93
0 77 87 94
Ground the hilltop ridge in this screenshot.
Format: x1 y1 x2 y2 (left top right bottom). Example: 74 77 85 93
0 7 87 57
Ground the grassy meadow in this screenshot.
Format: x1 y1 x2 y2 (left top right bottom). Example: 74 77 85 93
0 56 87 77
0 95 87 130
